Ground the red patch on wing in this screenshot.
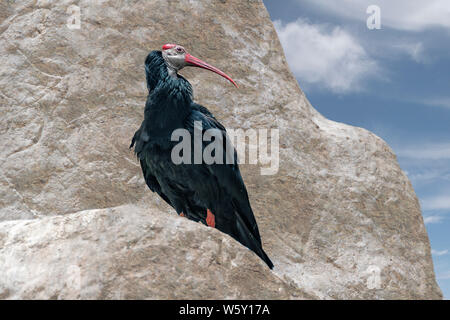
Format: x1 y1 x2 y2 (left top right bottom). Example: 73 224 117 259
206 209 215 228
162 43 176 50
180 212 185 217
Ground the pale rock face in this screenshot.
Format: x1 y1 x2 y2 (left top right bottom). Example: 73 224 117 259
0 205 310 299
0 0 442 299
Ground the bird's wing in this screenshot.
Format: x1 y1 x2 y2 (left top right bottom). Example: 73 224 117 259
139 158 173 207
130 127 173 207
184 105 262 244
191 102 217 120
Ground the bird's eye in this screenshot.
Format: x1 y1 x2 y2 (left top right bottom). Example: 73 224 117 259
176 47 184 53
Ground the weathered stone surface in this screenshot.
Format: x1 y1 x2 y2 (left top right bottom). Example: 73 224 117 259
0 205 310 299
0 0 442 299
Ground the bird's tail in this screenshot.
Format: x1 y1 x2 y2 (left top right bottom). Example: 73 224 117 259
234 212 274 269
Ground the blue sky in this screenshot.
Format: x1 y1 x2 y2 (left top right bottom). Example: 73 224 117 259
263 0 450 299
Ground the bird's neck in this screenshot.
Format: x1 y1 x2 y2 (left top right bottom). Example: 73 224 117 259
144 75 193 138
166 64 178 79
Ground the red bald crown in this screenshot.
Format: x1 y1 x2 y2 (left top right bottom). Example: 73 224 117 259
162 44 176 50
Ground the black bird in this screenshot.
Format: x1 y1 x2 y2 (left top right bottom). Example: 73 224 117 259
130 44 273 269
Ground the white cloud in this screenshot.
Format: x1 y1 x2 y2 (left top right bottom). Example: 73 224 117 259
432 249 449 256
392 42 426 63
409 170 450 184
396 143 450 160
299 0 450 31
274 19 379 93
421 195 450 211
395 142 450 214
426 98 450 109
424 215 445 224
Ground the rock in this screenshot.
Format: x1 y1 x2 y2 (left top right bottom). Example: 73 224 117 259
0 205 311 299
0 0 442 299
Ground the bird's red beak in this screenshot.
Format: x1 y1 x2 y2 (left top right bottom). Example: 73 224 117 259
184 53 238 88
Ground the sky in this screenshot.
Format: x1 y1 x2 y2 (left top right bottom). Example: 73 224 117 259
262 0 450 299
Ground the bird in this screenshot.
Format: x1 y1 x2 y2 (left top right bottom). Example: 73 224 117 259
130 43 273 269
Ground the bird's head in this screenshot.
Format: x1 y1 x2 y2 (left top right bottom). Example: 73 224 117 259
161 43 238 88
